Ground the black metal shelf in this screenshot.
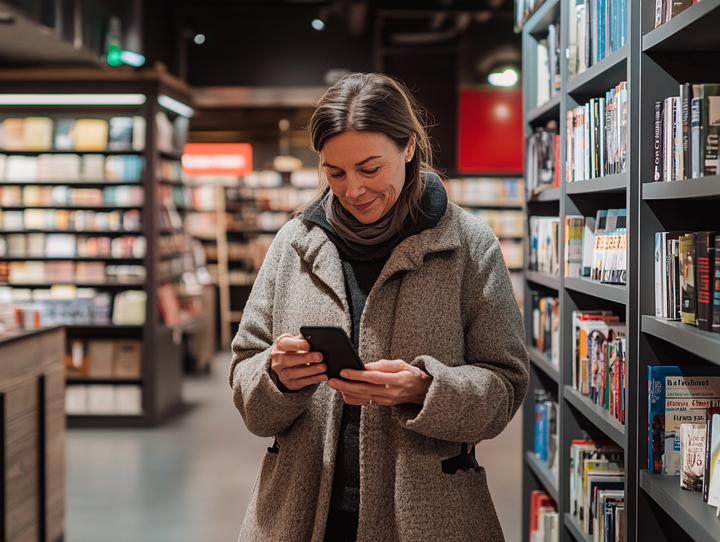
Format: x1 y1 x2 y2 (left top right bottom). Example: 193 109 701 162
527 93 561 126
564 278 626 305
639 471 720 542
527 187 561 203
66 377 143 385
642 0 720 53
158 149 184 160
564 513 593 542
522 0 561 38
525 270 560 290
525 451 559 503
642 176 720 200
642 315 720 366
563 386 626 450
455 202 524 209
566 173 628 195
0 205 142 211
528 346 560 384
566 45 628 100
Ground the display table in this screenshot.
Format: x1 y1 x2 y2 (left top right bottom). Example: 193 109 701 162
0 327 64 542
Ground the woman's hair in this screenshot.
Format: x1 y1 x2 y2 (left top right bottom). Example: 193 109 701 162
297 72 437 221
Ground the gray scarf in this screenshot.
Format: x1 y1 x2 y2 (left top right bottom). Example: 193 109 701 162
322 190 410 251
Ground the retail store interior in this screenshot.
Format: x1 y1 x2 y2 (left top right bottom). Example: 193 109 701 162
0 1 532 541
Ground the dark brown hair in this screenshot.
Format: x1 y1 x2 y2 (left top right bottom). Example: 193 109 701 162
299 72 437 221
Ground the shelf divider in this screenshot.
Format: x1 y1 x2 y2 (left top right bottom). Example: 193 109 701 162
639 471 720 542
525 270 560 290
563 386 626 449
642 315 720 366
525 451 559 503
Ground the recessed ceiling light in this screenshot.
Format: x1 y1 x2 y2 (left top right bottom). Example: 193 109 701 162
488 68 519 87
312 19 325 31
194 34 206 45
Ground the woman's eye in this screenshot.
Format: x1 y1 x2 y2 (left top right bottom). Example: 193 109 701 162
361 167 379 175
328 171 345 178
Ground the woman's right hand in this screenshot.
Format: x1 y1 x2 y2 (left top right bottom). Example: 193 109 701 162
270 334 328 391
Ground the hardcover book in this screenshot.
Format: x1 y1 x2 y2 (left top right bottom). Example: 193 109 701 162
680 422 706 491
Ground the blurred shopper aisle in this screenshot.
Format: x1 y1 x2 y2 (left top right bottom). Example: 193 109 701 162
66 352 522 542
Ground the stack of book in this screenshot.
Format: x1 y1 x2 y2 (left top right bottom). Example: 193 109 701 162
569 440 624 540
534 389 559 476
0 154 144 182
572 309 627 425
531 293 559 368
65 384 143 415
654 231 719 332
653 83 720 182
0 116 145 152
648 365 720 510
0 285 114 325
568 0 628 80
528 490 558 542
525 123 560 199
654 0 698 29
566 82 628 182
3 261 145 285
535 21 561 108
0 208 141 232
564 209 626 284
0 185 143 207
528 216 560 276
445 177 524 207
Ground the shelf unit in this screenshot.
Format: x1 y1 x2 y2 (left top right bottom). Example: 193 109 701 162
521 1 720 541
0 67 197 427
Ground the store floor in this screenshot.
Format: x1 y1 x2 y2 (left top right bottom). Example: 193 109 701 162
66 352 522 542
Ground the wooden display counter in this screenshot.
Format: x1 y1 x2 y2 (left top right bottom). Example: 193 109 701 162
0 327 64 542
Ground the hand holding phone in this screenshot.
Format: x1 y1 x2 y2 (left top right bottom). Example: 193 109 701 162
270 334 328 391
300 325 365 380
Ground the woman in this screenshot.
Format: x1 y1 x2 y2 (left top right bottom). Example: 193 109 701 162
229 72 529 542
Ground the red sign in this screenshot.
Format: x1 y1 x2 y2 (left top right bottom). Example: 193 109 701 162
182 143 253 176
457 88 523 174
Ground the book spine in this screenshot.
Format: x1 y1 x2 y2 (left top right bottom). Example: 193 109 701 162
655 232 665 317
691 95 701 178
654 101 662 182
714 236 720 333
567 110 575 182
696 232 715 331
681 83 691 180
703 84 720 176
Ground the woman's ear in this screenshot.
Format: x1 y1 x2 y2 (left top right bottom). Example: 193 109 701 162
406 134 417 162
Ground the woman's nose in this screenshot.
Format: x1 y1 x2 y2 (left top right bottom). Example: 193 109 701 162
344 172 366 199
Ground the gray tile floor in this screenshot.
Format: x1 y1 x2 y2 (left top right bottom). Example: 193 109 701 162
66 352 522 542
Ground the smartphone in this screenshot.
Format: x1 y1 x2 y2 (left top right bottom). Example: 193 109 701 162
299 325 365 380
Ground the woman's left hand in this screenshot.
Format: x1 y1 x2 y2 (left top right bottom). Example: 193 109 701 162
327 359 433 406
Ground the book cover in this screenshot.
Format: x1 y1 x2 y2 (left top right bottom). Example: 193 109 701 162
86 340 114 377
157 283 180 326
701 84 720 176
654 101 663 181
680 233 696 325
1 118 25 150
704 413 720 503
54 119 76 150
680 422 707 491
671 0 692 17
680 83 691 180
696 232 716 331
23 117 54 151
585 476 624 534
112 339 142 378
108 117 134 151
74 119 108 151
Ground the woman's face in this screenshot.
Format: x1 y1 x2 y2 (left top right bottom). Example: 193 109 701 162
320 130 415 224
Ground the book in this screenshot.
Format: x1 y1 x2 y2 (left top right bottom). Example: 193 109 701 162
680 422 706 491
108 117 134 151
157 283 181 326
112 290 146 325
680 83 691 181
714 236 720 333
23 117 54 150
86 340 114 377
54 119 76 150
654 101 663 181
680 233 696 325
112 339 142 378
700 84 720 176
74 119 108 151
704 413 720 503
696 232 716 331
691 84 702 178
648 366 720 474
1 118 25 150
565 215 585 278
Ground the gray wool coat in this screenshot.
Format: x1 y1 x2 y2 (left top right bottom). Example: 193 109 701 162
229 201 530 542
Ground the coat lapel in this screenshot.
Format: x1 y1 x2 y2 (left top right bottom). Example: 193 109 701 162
290 222 348 309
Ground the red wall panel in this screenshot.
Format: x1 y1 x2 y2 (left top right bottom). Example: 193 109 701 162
457 88 524 174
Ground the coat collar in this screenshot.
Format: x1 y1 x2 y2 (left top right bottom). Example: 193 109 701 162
291 202 461 288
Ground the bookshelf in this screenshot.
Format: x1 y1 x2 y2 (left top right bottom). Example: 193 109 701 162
521 1 720 541
0 67 201 427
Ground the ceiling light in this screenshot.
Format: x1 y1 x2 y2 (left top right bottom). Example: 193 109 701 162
120 51 146 67
312 19 325 31
194 34 206 45
488 68 519 87
158 95 194 118
0 94 147 105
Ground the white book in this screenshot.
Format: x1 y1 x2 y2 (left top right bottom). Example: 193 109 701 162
132 116 146 151
655 232 667 318
87 385 116 414
81 154 106 180
6 155 38 181
0 154 6 181
536 40 550 108
65 385 88 414
115 385 142 414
